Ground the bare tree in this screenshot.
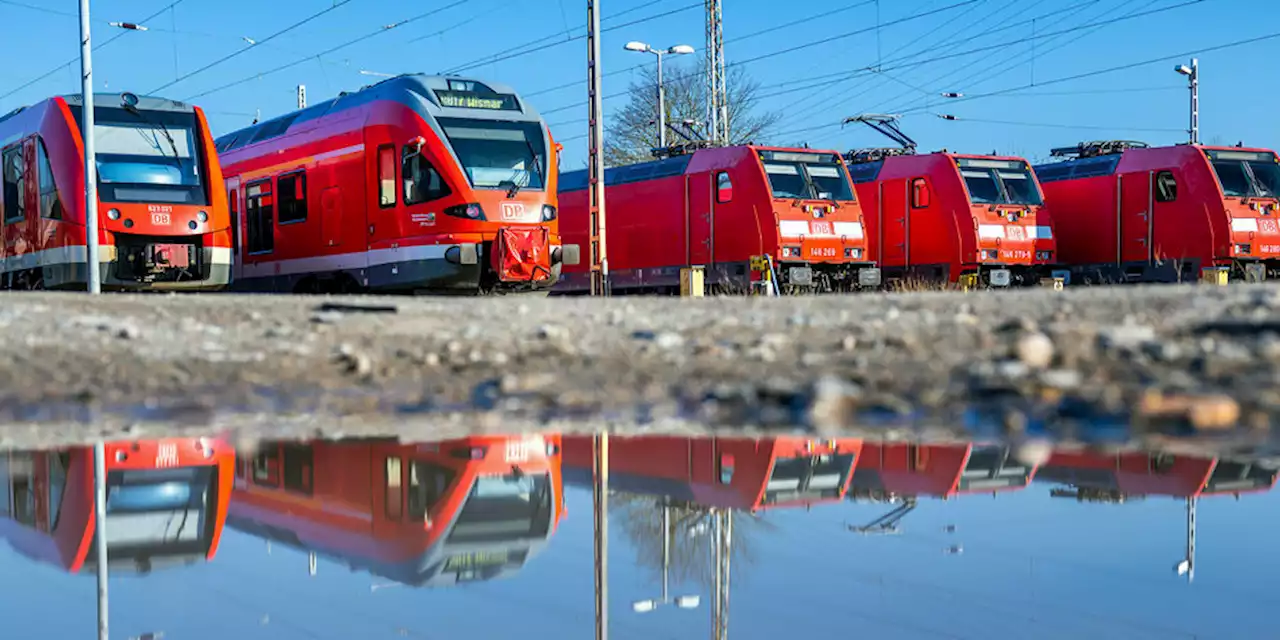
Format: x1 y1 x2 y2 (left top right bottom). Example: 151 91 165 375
604 63 781 167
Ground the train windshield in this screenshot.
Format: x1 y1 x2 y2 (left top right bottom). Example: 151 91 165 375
955 157 1043 206
73 107 209 205
1206 149 1280 198
446 472 553 544
763 453 857 505
758 150 855 201
436 117 547 192
83 466 215 570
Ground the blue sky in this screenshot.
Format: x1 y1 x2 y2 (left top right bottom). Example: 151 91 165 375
3 481 1278 639
0 0 1275 166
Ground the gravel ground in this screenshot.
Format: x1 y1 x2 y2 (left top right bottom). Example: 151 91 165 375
0 286 1278 456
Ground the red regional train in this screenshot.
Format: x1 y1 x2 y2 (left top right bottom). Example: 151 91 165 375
226 434 564 588
0 91 232 290
215 74 577 295
557 145 882 294
850 443 1040 500
1037 449 1278 501
1033 140 1280 284
0 437 235 574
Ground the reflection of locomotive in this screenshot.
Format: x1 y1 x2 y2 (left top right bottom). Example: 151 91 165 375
0 438 235 574
563 436 863 511
227 435 565 587
1038 450 1279 500
849 443 1039 501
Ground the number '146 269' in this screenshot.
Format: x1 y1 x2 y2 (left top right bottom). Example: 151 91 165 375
809 247 837 258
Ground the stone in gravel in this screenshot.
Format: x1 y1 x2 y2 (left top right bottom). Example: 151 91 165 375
334 345 372 377
654 332 685 350
1016 332 1054 368
1097 325 1157 352
1039 369 1082 390
996 360 1030 379
537 325 568 341
1141 340 1182 362
841 336 858 351
1139 390 1240 431
809 375 862 431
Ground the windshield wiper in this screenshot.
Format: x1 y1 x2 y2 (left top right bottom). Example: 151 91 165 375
122 104 183 171
1242 162 1275 198
507 137 546 198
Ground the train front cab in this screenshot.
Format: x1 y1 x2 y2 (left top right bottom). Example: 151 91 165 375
0 438 234 574
555 145 880 294
1037 450 1279 501
227 434 565 587
563 435 863 512
218 76 575 296
0 93 231 291
1035 142 1280 284
849 151 1057 289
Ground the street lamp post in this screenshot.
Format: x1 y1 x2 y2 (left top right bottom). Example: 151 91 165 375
1175 58 1199 145
632 503 701 614
623 42 694 149
80 0 101 294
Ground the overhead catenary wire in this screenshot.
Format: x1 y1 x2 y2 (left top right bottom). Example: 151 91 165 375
0 0 77 17
180 1 470 102
932 115 1185 133
149 0 356 94
0 0 187 104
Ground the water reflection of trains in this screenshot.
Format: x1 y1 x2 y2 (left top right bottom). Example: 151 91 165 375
0 438 235 573
1037 450 1280 502
226 435 565 587
563 436 863 510
849 443 1039 500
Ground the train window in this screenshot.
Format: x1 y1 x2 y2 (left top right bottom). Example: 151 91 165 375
403 148 451 205
252 444 281 487
35 139 62 220
378 145 396 208
2 145 25 224
407 461 455 521
47 452 68 530
911 178 930 208
9 452 35 526
386 456 404 520
1155 171 1178 203
277 171 308 225
716 171 733 203
281 443 313 495
245 180 275 254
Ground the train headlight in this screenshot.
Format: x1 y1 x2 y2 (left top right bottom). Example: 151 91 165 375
196 210 208 223
107 208 121 220
541 204 557 221
844 247 863 259
124 219 134 229
188 221 198 230
444 203 486 220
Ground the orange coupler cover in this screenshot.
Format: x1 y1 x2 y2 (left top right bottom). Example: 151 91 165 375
493 227 553 282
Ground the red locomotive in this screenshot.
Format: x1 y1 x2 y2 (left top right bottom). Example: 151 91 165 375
556 144 881 294
850 443 1039 500
0 91 232 290
1038 449 1278 501
1034 140 1280 283
0 437 236 574
844 115 1057 288
215 74 577 295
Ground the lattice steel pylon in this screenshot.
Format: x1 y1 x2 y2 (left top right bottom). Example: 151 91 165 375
587 0 609 296
711 509 733 640
705 0 728 146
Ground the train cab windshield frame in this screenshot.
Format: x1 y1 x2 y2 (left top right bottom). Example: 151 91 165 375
72 106 210 206
445 471 554 545
757 150 856 201
763 452 857 505
1205 149 1280 199
435 117 547 192
955 157 1043 206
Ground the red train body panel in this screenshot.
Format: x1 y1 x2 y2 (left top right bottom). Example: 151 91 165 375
1037 450 1278 499
0 437 235 574
226 434 565 588
215 75 575 295
563 435 863 511
849 151 1056 287
1034 142 1280 283
557 146 882 293
0 93 232 290
849 443 1039 500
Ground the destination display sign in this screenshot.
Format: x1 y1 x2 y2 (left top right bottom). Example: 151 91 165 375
444 551 510 571
434 89 521 111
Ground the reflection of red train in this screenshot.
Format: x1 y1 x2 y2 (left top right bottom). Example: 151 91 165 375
849 443 1039 499
848 151 1055 288
227 435 565 587
1034 141 1280 283
557 146 881 293
563 436 863 511
0 92 231 290
1037 450 1279 500
215 75 575 295
0 438 235 573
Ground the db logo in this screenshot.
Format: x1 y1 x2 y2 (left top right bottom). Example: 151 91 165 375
155 443 179 468
500 202 525 221
810 221 833 236
1262 219 1279 234
1006 225 1026 240
151 212 172 226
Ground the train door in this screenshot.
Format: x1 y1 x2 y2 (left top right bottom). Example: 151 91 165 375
20 138 39 272
2 139 28 271
1120 171 1153 264
321 187 342 249
880 179 910 269
225 179 240 278
687 172 712 266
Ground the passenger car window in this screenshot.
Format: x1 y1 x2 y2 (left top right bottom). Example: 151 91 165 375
378 145 396 208
3 145 26 224
245 180 274 254
36 138 62 220
277 171 308 224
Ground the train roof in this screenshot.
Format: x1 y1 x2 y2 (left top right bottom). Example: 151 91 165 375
0 91 196 129
1032 141 1278 184
214 74 543 155
846 151 1035 185
560 144 845 193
